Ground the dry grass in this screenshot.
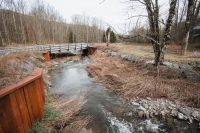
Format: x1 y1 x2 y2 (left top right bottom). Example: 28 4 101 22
49 96 89 133
87 51 200 108
33 93 91 133
0 52 44 88
92 43 200 63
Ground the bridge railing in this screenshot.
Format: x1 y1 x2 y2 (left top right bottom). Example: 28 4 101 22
0 43 89 56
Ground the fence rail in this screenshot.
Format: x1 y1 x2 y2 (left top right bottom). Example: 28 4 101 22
0 43 89 56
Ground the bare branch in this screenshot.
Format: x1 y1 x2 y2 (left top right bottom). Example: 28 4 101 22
126 15 148 19
99 0 106 4
129 34 160 45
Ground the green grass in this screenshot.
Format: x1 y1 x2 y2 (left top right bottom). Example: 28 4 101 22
31 92 59 133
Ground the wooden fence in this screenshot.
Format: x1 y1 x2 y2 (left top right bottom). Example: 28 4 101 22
0 68 44 133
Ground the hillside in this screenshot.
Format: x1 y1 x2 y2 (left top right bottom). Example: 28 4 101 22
0 10 104 46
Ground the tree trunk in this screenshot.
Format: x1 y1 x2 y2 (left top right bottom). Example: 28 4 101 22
107 30 110 46
183 31 190 55
1 12 11 45
19 15 26 44
181 0 195 54
160 45 166 63
0 32 4 46
154 45 166 66
154 46 161 66
159 0 177 64
86 26 89 43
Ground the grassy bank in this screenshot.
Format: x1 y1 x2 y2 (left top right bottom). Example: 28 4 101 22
87 49 200 108
0 52 45 88
0 52 90 132
31 92 59 133
93 43 200 63
31 56 90 133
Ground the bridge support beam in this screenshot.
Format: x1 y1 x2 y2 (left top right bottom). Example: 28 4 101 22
82 47 97 56
42 51 51 61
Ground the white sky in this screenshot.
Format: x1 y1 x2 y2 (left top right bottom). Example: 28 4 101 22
29 0 168 34
46 0 130 33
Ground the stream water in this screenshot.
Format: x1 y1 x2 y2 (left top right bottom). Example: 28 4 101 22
50 58 200 133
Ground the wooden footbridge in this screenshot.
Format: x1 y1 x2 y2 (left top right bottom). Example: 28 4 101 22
0 43 89 56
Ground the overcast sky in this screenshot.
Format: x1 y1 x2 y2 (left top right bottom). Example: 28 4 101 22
29 0 168 33
43 0 130 33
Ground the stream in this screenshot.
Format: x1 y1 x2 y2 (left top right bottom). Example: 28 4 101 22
50 58 200 133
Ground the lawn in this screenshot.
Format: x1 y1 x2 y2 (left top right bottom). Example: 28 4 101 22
93 43 200 64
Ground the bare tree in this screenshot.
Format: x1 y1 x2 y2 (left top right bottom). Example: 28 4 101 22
0 0 12 45
171 0 187 42
182 0 200 54
106 27 111 46
17 0 27 44
129 0 177 66
0 0 105 46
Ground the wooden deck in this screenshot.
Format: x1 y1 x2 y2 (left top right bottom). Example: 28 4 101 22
0 43 89 56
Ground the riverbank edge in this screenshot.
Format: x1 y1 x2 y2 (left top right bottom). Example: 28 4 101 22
31 56 91 133
86 48 200 127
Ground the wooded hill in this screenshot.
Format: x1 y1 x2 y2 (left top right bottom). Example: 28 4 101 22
0 9 104 46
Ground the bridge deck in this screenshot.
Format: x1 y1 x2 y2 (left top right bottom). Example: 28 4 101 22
0 43 89 56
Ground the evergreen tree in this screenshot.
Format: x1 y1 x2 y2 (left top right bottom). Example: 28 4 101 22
103 27 117 43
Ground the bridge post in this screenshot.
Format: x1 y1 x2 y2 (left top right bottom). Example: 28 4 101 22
50 45 52 54
48 45 50 53
59 44 61 53
75 43 76 50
